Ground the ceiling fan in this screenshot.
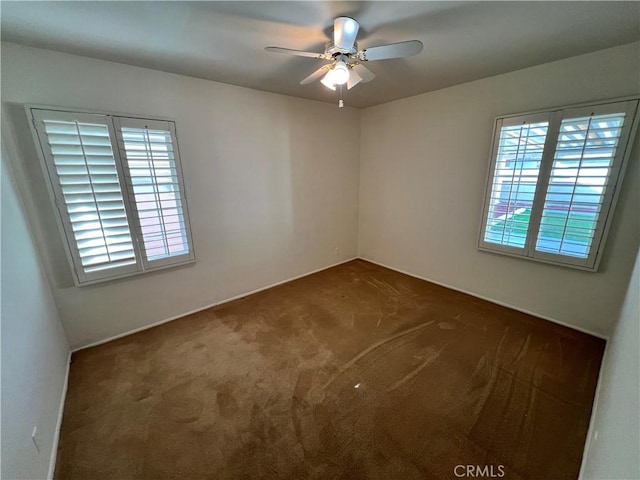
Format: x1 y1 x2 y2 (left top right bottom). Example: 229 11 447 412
265 17 423 103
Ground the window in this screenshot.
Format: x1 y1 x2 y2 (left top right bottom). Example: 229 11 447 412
479 98 639 271
29 107 195 285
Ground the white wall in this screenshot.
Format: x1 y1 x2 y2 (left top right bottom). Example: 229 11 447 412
581 248 640 479
359 42 640 337
1 42 361 349
2 41 638 346
1 149 70 479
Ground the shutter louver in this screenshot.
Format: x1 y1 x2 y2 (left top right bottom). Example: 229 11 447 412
41 118 137 273
535 113 626 259
117 123 192 265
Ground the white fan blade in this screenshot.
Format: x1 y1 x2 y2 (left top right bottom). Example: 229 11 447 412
300 64 332 85
265 47 326 59
347 68 362 90
361 40 423 61
334 17 359 52
352 63 375 83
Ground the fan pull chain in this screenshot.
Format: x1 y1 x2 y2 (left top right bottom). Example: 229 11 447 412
339 84 344 108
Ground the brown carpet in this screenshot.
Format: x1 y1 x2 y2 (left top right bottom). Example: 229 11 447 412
55 260 604 480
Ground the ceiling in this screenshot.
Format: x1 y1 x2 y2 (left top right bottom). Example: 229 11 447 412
2 1 639 109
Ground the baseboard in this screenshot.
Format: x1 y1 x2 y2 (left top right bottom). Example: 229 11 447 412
74 254 607 352
72 257 358 352
578 340 610 479
358 256 609 340
48 350 71 480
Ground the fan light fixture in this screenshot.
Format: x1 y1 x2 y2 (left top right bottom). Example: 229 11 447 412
320 60 350 91
332 61 349 85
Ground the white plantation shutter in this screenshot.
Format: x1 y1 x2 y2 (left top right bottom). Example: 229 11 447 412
479 98 639 271
113 117 194 268
480 113 550 254
532 101 638 268
29 108 195 285
32 110 141 283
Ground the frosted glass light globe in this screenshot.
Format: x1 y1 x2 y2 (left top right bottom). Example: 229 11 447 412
332 61 349 85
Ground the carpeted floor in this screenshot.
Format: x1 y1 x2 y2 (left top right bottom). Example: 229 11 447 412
55 260 604 479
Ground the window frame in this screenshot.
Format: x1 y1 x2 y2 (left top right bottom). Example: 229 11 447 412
478 97 640 272
26 104 196 286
